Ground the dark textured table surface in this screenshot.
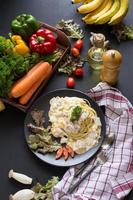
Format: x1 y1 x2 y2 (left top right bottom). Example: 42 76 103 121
0 0 133 199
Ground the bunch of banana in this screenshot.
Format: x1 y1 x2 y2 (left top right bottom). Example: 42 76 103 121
72 0 129 25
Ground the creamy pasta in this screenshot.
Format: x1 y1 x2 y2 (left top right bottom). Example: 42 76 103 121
48 96 101 154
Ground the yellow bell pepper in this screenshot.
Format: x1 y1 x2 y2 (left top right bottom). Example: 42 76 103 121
11 35 30 55
0 100 5 112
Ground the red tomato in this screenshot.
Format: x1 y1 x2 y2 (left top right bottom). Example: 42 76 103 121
71 47 80 57
74 68 84 77
66 77 75 88
74 39 84 50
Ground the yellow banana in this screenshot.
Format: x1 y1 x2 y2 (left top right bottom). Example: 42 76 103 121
109 0 129 25
83 0 92 5
83 0 113 24
72 0 84 4
77 0 103 14
95 0 120 24
83 0 110 17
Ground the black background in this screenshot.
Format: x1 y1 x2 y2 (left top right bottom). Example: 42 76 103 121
0 0 133 199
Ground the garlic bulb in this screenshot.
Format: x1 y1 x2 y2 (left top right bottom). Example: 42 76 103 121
9 189 35 200
8 169 32 185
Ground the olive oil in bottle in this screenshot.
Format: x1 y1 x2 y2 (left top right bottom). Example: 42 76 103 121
88 32 109 70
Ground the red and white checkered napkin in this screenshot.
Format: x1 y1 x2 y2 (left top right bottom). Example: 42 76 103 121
53 82 133 200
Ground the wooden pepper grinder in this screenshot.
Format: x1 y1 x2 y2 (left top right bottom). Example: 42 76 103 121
100 49 122 86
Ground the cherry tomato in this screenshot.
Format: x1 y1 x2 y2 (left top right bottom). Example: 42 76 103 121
71 47 80 57
73 68 84 77
66 77 75 88
74 39 84 50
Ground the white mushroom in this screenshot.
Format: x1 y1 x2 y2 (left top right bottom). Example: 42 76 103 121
8 169 32 185
9 189 35 200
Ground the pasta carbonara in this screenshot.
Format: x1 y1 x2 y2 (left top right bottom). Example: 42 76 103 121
48 96 101 154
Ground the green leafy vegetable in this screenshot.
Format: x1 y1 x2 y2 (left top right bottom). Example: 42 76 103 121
70 106 82 122
28 125 61 153
27 109 61 153
111 23 133 42
56 19 84 39
41 176 59 191
0 59 14 96
31 109 45 127
32 176 59 200
0 52 39 97
58 55 84 75
0 36 14 56
40 50 63 64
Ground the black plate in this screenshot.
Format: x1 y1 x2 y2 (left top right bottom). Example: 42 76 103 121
24 89 106 167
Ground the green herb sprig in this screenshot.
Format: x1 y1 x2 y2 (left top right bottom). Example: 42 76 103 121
56 19 84 39
41 50 62 64
111 23 133 42
58 55 85 75
70 106 82 122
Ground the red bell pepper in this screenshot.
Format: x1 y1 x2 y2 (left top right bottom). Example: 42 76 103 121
29 28 56 55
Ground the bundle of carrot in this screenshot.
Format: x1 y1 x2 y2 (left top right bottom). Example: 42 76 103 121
10 61 52 105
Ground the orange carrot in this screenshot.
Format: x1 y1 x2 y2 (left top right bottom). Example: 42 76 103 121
10 62 52 98
63 147 69 161
55 147 63 160
26 61 44 75
66 145 74 158
19 64 52 105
